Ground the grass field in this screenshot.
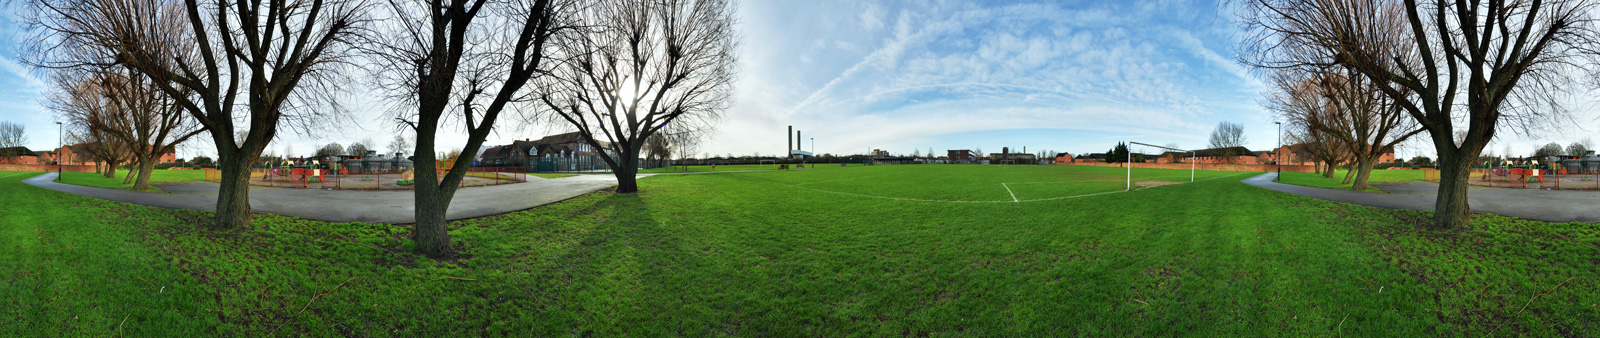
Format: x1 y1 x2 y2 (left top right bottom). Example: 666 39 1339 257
531 173 577 179
2 166 1596 336
638 163 789 173
1277 169 1426 192
54 170 208 193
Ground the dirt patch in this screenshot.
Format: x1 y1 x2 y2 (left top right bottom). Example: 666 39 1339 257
1135 181 1181 187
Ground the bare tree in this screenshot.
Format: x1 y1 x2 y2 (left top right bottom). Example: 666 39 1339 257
1266 68 1423 190
57 67 203 190
388 134 411 156
347 141 370 157
1208 121 1246 163
316 143 346 159
1242 0 1600 228
1535 142 1565 158
370 0 571 256
1567 142 1589 158
25 0 372 228
0 122 24 163
535 0 738 193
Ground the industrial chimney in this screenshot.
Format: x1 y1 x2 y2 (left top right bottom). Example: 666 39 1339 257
787 125 793 159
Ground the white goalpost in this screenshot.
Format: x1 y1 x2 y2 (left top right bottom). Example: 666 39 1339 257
760 160 777 168
1128 141 1196 191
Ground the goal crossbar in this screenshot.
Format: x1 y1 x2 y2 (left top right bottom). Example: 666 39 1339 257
1127 141 1198 191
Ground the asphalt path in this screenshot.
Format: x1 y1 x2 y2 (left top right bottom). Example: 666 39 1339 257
23 172 632 223
1244 172 1600 223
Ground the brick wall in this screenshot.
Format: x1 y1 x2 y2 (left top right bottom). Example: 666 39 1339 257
0 164 100 172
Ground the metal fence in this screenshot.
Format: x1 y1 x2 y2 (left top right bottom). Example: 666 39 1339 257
1424 167 1600 190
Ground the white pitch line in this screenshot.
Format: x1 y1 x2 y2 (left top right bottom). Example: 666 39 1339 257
1002 183 1018 202
729 172 1256 204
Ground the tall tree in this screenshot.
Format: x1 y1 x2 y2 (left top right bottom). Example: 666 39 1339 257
371 0 571 256
1208 121 1246 163
1243 0 1600 228
59 68 204 190
1566 142 1589 158
26 0 372 228
0 122 24 163
536 0 738 193
1266 68 1423 190
316 143 346 159
1534 142 1564 158
347 141 370 157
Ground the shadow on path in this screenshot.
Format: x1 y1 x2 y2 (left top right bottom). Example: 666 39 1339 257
1244 172 1600 223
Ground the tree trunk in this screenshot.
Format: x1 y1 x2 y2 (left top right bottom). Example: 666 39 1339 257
1432 156 1474 228
613 151 640 193
132 155 157 191
123 154 147 185
103 160 116 178
1351 156 1375 191
1341 165 1355 184
412 126 456 258
1321 161 1335 178
212 152 254 228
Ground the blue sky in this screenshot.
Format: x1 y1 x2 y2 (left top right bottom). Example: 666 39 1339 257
2 0 1596 160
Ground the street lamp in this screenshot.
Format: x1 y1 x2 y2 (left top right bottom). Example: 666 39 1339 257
1275 121 1282 182
55 121 63 182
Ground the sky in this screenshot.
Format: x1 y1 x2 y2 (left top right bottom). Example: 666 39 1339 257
4 0 1600 161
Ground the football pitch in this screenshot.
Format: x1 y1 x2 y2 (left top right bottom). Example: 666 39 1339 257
2 166 1596 336
725 164 1251 202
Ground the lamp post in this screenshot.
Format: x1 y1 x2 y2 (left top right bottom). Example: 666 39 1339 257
1275 121 1282 182
55 121 63 182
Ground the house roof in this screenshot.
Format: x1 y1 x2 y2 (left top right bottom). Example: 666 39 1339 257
1192 146 1254 157
0 147 36 156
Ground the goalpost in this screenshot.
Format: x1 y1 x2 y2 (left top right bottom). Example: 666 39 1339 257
760 160 777 168
1128 142 1196 191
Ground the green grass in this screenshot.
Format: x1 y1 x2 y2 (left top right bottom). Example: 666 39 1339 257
1276 169 1426 192
2 166 1596 336
55 169 208 193
531 173 577 179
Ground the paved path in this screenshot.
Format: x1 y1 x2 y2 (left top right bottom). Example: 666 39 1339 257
1244 172 1600 223
23 173 632 223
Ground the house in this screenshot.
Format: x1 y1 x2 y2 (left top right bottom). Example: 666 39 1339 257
1189 146 1258 164
49 143 178 166
947 149 976 163
1257 144 1396 165
481 132 615 169
0 147 40 164
1075 153 1108 162
1052 152 1073 164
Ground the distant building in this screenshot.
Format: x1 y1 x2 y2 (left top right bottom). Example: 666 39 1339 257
1189 146 1258 164
948 150 976 164
1257 144 1396 165
0 147 40 164
1053 152 1074 164
989 152 1037 163
870 149 890 157
480 132 615 170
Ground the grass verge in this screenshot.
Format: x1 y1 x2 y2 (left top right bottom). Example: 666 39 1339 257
1275 169 1425 192
54 170 208 193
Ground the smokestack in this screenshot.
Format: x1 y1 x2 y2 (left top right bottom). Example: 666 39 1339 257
787 126 793 159
797 130 802 152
